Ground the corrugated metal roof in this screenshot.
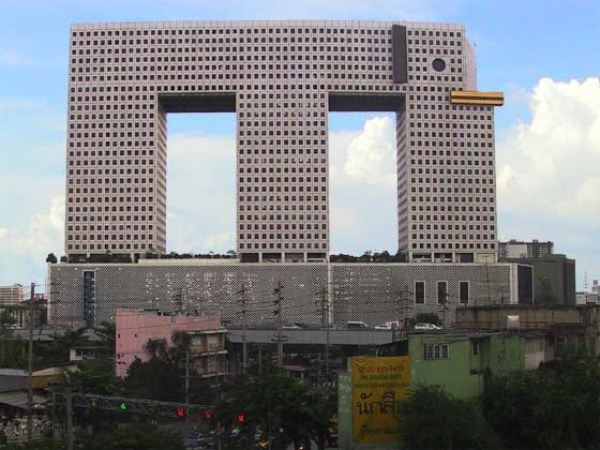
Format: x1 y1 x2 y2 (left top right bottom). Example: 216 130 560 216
0 391 46 409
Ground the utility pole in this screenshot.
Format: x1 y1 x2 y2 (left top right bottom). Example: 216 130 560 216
483 255 492 306
48 281 61 333
258 345 263 375
273 281 284 368
65 386 74 450
26 282 34 443
237 284 248 373
173 287 184 314
315 283 331 390
396 285 413 337
185 349 190 421
50 385 58 441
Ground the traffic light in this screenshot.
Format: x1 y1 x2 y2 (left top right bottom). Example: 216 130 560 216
176 407 185 419
90 399 98 408
119 401 127 411
237 413 246 424
203 410 213 420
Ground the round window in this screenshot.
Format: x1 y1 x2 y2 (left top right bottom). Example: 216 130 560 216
432 58 446 72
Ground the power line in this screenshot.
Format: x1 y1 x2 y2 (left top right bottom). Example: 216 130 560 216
272 281 284 368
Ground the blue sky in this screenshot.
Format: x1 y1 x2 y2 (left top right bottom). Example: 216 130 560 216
0 0 599 291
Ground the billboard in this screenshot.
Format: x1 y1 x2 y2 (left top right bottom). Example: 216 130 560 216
351 356 411 444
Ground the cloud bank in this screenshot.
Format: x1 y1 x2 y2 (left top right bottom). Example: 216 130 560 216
0 196 64 284
497 77 600 284
5 78 600 289
497 78 600 221
166 116 399 256
497 77 600 221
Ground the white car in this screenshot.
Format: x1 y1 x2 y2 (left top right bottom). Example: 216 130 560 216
414 322 442 330
374 321 401 330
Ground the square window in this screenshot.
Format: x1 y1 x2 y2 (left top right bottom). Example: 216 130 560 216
415 281 425 304
459 281 469 304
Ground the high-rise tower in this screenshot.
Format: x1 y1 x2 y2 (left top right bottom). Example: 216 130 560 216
65 20 502 263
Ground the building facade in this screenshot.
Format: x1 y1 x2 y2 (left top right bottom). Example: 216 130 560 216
115 308 226 378
455 303 600 356
66 20 502 264
0 285 24 306
499 239 554 259
48 260 532 328
406 332 546 398
501 254 575 304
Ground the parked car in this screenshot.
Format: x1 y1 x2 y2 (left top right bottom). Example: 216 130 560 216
347 321 369 329
374 320 401 330
413 322 441 330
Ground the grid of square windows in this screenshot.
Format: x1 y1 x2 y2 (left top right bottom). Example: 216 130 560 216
66 20 499 260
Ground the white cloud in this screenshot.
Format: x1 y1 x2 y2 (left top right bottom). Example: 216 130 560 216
166 133 236 253
497 77 600 221
331 116 396 187
497 77 600 287
202 231 235 250
329 116 398 254
164 119 399 256
0 50 31 66
0 97 46 111
505 83 531 106
0 196 64 255
0 196 64 285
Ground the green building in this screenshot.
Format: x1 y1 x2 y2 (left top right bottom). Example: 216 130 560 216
337 331 548 448
407 331 546 399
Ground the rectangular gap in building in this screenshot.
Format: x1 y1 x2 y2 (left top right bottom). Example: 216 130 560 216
166 113 236 255
328 112 398 258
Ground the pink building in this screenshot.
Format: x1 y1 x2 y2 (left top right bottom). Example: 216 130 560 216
115 309 227 378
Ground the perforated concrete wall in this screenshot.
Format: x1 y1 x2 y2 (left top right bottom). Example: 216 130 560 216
48 261 519 328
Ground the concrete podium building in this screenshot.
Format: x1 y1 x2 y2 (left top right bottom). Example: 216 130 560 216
48 259 533 328
66 20 503 264
54 20 518 328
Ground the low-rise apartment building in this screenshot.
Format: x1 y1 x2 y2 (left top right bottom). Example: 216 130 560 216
115 309 227 378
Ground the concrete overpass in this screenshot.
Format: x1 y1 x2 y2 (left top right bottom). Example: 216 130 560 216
227 327 401 346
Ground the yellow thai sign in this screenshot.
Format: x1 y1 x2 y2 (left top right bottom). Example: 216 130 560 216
351 356 411 443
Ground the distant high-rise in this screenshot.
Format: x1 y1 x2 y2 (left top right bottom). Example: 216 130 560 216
0 284 24 306
498 239 554 259
66 20 502 263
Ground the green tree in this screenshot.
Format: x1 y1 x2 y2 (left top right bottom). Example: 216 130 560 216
0 310 26 367
35 327 89 369
93 321 116 351
76 423 185 450
171 329 191 354
123 333 215 404
215 370 332 450
45 253 58 264
124 341 181 401
484 348 600 450
69 361 122 395
400 384 501 450
4 439 65 450
408 312 442 328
